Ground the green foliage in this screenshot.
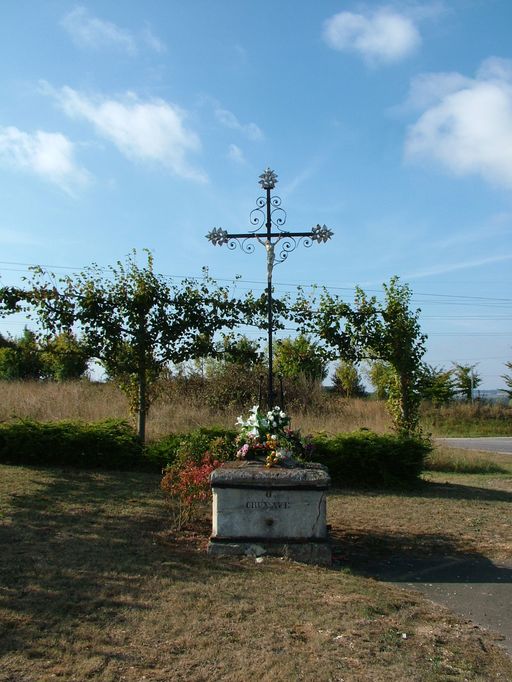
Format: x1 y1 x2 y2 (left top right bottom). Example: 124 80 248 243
0 332 15 349
202 363 265 410
420 364 456 406
297 277 427 436
145 426 238 469
363 278 426 436
501 360 512 399
312 430 431 487
0 286 27 315
367 361 394 400
219 334 263 367
0 416 431 487
452 363 482 402
202 336 266 410
274 334 328 383
0 328 43 380
0 419 142 468
41 331 89 381
24 251 245 441
0 329 88 381
332 360 365 398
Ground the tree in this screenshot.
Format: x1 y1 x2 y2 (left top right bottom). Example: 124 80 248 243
0 332 15 349
24 251 243 441
41 331 90 381
452 363 482 402
502 361 512 399
333 360 365 398
0 328 89 381
220 334 263 367
274 335 328 384
0 328 43 380
367 360 394 400
362 278 427 435
420 365 456 406
295 277 427 436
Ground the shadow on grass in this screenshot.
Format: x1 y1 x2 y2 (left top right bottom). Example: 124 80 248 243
332 528 512 584
332 479 512 504
330 479 512 584
417 480 512 503
0 466 237 659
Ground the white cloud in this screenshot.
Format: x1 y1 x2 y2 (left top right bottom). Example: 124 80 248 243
61 6 137 53
403 72 472 111
323 8 420 64
44 84 206 182
142 25 167 54
61 7 166 55
227 144 245 164
405 58 512 188
0 126 90 194
215 106 263 141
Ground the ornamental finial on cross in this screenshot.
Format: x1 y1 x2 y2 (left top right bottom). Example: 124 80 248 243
259 168 278 190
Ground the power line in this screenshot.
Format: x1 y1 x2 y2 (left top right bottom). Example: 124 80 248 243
1 260 512 305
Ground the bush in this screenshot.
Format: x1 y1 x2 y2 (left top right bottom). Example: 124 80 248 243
312 430 431 488
0 418 143 469
161 454 221 530
145 426 238 469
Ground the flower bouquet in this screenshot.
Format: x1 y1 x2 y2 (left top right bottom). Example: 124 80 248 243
235 405 313 468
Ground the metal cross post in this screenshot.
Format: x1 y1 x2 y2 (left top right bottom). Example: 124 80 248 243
206 168 333 410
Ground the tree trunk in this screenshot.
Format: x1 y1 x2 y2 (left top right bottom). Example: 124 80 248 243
137 347 147 443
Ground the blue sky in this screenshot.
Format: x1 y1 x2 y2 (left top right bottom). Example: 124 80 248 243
0 0 511 390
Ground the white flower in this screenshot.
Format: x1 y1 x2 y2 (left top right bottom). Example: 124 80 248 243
279 411 286 419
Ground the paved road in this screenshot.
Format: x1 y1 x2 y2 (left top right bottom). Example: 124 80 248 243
436 437 512 454
354 555 512 655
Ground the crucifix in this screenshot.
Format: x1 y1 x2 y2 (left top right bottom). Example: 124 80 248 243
206 168 333 409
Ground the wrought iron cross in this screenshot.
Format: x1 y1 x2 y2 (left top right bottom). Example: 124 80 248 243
206 167 333 409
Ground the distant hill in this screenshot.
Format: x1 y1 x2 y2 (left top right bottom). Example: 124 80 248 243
474 389 510 404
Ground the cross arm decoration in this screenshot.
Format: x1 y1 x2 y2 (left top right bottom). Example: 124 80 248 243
206 169 333 274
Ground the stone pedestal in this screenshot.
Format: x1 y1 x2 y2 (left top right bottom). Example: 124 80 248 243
207 461 331 566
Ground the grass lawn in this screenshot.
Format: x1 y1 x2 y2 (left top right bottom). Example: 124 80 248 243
1 450 511 681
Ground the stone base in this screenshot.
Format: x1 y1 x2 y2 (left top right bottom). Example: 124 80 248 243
208 461 331 567
207 538 332 566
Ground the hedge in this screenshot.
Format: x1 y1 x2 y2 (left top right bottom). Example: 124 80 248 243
312 430 431 487
0 419 430 486
0 419 143 469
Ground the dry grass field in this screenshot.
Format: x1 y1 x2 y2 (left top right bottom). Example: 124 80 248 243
1 457 512 681
3 379 511 439
0 380 393 439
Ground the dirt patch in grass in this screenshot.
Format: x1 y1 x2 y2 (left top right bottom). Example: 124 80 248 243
1 463 511 681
